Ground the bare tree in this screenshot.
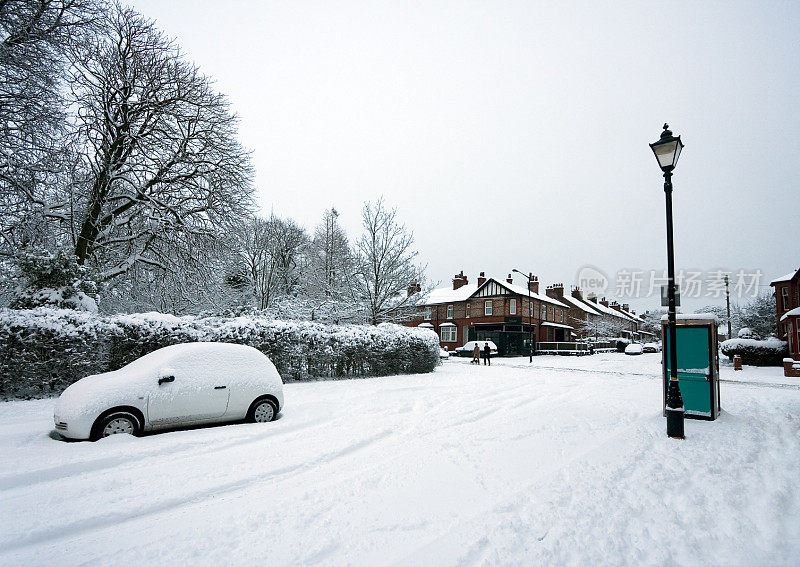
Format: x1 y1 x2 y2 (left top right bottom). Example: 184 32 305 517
0 0 104 256
66 6 253 281
352 199 426 324
231 215 310 310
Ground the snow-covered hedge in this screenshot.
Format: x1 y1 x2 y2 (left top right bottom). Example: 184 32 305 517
720 337 788 367
0 308 440 399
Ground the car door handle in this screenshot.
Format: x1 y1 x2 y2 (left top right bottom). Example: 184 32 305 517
158 376 175 385
214 386 227 389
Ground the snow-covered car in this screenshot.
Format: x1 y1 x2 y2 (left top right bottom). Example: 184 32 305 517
624 343 644 355
454 340 498 357
54 342 284 441
439 347 451 359
642 343 662 353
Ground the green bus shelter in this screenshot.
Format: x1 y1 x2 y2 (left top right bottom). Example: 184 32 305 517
661 314 721 421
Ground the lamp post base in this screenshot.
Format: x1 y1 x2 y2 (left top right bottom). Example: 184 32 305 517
666 406 685 439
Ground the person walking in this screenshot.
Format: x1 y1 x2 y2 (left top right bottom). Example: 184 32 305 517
483 342 491 366
471 342 481 364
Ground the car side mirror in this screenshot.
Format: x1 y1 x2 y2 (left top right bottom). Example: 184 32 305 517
158 375 175 385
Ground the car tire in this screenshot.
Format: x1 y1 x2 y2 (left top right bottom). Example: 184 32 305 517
247 398 277 423
94 411 141 440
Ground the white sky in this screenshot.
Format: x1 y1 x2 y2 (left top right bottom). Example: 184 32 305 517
130 0 799 312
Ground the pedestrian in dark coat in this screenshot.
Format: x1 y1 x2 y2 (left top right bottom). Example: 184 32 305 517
483 342 491 366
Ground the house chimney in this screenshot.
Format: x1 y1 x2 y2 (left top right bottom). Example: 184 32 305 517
546 283 564 298
610 302 622 312
506 273 514 284
572 287 584 300
452 270 468 290
600 297 609 307
407 282 421 297
587 293 598 303
528 274 539 294
622 303 630 312
477 272 486 287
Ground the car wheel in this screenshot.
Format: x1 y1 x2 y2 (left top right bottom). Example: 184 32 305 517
248 398 277 423
97 412 141 439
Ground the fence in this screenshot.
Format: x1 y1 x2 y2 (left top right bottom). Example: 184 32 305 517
537 342 591 355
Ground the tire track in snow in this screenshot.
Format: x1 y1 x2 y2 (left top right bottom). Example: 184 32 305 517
0 427 395 554
0 414 334 492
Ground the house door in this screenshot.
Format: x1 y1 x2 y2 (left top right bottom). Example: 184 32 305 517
463 326 469 346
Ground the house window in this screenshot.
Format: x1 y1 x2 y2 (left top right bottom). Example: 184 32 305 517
424 306 432 320
541 304 547 321
447 305 453 319
783 287 790 310
559 310 564 322
440 326 457 342
485 300 493 316
510 299 517 315
466 303 470 318
529 301 534 317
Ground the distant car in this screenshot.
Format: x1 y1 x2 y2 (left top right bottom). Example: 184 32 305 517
642 343 662 353
54 343 284 441
439 347 451 359
624 343 644 355
455 340 498 357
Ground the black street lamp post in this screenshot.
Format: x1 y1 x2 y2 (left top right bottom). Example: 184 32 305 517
512 268 534 363
650 123 685 440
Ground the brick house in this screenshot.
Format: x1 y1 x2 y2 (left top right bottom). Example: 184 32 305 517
407 271 571 356
770 268 800 367
565 291 644 341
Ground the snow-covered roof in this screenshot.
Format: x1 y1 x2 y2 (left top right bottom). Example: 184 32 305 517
420 277 569 308
417 322 433 328
770 269 799 285
582 298 640 322
559 294 604 316
420 283 478 305
439 322 456 327
541 322 574 329
780 306 800 321
479 279 570 309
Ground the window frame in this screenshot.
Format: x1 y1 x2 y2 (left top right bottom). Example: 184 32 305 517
485 300 493 316
466 302 470 318
424 306 432 321
447 304 453 319
782 287 790 310
440 326 457 342
510 298 517 315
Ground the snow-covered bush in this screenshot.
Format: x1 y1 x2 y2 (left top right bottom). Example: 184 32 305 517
737 327 755 339
0 308 440 399
720 337 788 366
0 308 117 398
10 249 99 312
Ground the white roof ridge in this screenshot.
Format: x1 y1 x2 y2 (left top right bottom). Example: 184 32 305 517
770 269 799 285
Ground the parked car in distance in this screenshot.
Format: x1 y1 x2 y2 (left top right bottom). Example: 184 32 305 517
439 347 451 359
624 343 644 355
54 343 284 441
642 343 662 353
455 340 498 357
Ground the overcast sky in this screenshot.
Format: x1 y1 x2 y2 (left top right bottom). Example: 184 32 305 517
131 0 799 312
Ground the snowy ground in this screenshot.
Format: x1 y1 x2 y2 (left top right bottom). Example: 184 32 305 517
1 353 799 566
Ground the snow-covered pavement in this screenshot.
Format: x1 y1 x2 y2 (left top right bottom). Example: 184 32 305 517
1 353 799 566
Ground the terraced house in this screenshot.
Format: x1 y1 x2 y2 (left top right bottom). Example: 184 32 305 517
770 267 800 370
406 271 572 356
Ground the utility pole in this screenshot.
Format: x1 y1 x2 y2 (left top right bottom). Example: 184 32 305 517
725 274 732 340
